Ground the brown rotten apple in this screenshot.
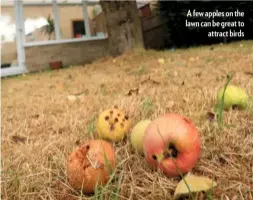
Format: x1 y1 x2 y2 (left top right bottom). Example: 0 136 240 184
67 140 116 193
143 113 201 177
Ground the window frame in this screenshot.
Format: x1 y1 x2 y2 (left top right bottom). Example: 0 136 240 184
19 0 107 47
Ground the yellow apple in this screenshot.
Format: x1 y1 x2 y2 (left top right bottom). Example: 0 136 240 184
97 108 131 142
130 119 151 154
217 85 249 110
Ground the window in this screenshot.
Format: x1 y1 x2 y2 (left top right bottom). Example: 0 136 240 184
1 4 19 68
72 20 85 38
23 4 55 42
58 2 84 39
21 1 107 46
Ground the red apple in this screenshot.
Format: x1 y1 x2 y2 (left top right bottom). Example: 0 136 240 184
143 113 201 177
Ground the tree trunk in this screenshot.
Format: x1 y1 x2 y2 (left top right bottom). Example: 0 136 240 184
100 0 144 57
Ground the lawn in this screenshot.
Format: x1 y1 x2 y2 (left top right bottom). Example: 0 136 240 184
1 41 253 200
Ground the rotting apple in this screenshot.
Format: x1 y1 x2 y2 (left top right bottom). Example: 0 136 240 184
130 119 151 154
67 140 116 194
143 113 201 177
217 85 249 110
97 108 131 142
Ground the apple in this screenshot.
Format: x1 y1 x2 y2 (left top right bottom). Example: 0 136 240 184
130 119 151 154
67 140 116 194
217 85 249 110
143 113 201 177
97 108 131 142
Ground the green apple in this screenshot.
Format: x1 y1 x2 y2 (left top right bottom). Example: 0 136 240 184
217 85 249 110
130 120 151 154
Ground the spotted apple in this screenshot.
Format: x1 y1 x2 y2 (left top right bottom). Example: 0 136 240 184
217 85 249 110
97 108 131 142
130 119 151 154
143 113 201 177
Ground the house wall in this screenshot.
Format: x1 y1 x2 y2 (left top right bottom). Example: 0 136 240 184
25 39 109 72
1 43 18 65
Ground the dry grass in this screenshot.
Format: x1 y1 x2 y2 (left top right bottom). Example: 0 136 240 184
1 41 253 200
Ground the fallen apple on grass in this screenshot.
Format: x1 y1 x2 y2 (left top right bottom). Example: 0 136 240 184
217 85 249 110
143 113 201 177
67 140 116 194
130 119 151 154
97 108 131 142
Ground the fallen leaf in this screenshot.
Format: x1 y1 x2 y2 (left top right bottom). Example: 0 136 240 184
67 95 77 102
31 114 39 119
74 89 89 96
244 71 253 76
126 88 139 96
196 72 202 77
57 127 66 134
206 112 216 122
75 140 81 146
151 79 160 85
173 173 217 200
183 97 189 103
140 76 160 85
11 135 27 144
158 58 165 64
